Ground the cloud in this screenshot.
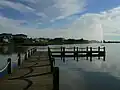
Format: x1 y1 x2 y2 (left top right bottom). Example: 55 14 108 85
0 0 35 13
0 0 86 23
1 1 120 40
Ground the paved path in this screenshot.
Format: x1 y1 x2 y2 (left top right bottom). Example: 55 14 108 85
0 51 53 90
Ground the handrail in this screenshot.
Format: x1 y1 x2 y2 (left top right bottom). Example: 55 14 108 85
0 62 10 73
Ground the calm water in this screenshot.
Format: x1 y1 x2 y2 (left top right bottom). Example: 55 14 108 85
49 43 120 90
0 45 29 69
1 44 120 90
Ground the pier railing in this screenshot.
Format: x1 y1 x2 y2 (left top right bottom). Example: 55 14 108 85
48 46 106 90
48 46 106 62
48 47 59 90
0 47 37 76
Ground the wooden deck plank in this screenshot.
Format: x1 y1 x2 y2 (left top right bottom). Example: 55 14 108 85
0 51 53 90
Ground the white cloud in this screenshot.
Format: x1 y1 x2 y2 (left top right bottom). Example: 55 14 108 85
0 0 35 13
53 0 86 19
0 0 86 23
1 3 120 40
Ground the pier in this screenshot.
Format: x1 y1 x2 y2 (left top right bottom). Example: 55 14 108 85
0 47 59 90
48 46 106 61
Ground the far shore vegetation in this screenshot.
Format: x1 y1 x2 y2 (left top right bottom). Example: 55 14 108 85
0 33 102 46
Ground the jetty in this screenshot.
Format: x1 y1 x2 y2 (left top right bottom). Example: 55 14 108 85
48 46 106 61
0 47 59 90
0 46 106 90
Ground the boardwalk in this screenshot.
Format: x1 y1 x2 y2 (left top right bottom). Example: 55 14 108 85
0 51 53 90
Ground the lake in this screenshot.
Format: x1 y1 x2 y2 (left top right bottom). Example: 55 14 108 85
1 43 120 90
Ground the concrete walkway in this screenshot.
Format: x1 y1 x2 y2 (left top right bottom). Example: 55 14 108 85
0 51 53 90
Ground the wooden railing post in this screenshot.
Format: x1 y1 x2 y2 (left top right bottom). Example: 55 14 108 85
74 47 76 60
24 52 27 60
7 58 11 74
76 47 79 61
103 47 105 53
103 47 105 61
28 50 30 58
50 58 53 72
53 67 59 90
90 47 92 62
86 47 88 60
61 47 63 60
18 53 21 67
63 47 65 62
48 47 51 61
98 46 100 59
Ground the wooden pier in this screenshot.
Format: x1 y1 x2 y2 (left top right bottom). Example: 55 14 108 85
0 47 59 90
48 46 106 61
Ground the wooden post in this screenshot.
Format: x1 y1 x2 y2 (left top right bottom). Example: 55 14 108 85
30 49 32 56
48 47 50 60
18 53 21 66
74 47 76 60
24 52 27 60
77 47 78 61
98 46 100 59
53 67 59 90
52 58 55 65
50 58 53 72
63 47 65 62
103 55 105 61
61 47 63 60
7 58 11 74
86 47 88 60
90 47 92 62
28 50 30 58
103 47 105 53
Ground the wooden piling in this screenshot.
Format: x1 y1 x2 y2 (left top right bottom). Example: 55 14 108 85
90 47 92 62
86 47 88 60
50 58 53 72
24 52 27 60
74 47 75 60
53 67 59 90
76 47 78 61
61 47 63 60
18 53 21 66
48 47 51 61
98 46 100 59
63 47 65 62
28 50 30 58
7 58 11 74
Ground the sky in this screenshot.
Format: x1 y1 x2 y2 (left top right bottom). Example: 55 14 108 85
1 0 120 40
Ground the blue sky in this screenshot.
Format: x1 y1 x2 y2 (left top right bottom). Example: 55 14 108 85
0 0 120 40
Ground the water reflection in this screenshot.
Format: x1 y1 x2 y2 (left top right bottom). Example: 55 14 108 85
61 56 106 63
0 45 29 55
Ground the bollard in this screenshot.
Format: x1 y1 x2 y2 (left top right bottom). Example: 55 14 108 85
53 67 59 90
7 58 12 74
18 53 21 66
